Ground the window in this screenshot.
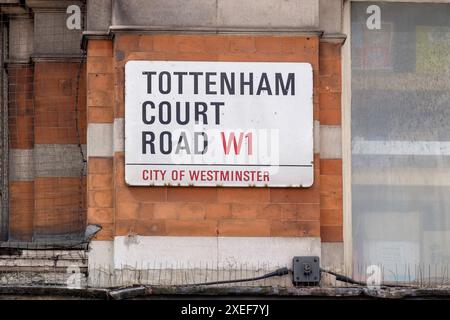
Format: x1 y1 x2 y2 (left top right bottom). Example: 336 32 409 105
350 2 450 282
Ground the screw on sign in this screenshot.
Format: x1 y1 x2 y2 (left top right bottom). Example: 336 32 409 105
125 61 314 187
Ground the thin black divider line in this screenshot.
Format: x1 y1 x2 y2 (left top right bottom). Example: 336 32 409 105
126 163 312 167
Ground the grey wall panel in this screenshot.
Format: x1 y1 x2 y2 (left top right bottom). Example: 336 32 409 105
112 0 320 30
87 0 111 32
319 0 342 34
217 0 319 29
9 16 33 61
34 11 82 56
113 0 217 28
9 149 34 181
34 144 86 177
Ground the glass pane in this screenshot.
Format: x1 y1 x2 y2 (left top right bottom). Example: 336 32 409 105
351 2 450 283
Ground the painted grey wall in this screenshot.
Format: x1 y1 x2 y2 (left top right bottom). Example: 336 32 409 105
86 0 346 33
26 0 84 56
33 11 82 56
319 0 342 34
9 16 33 61
111 0 320 30
87 0 111 32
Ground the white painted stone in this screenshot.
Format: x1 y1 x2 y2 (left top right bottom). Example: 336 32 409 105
87 237 320 287
314 120 320 154
113 118 124 153
88 240 114 287
320 125 342 159
217 237 321 269
88 240 114 269
113 236 321 269
114 236 218 269
87 123 113 157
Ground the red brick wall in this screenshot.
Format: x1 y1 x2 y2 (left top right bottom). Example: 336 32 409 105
319 42 343 242
87 157 114 239
34 62 87 145
8 61 87 241
87 34 343 241
8 65 34 241
8 65 34 150
86 40 115 240
9 181 34 241
33 62 87 237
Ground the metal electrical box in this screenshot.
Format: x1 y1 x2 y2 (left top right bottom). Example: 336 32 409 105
292 256 320 286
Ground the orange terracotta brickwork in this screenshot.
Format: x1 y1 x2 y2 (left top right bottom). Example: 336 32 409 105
8 65 34 149
319 159 343 241
8 61 87 240
87 34 343 241
34 62 87 145
9 181 34 241
87 157 115 240
318 42 341 126
319 41 343 242
33 62 87 238
86 40 115 240
8 64 34 241
34 177 86 236
87 40 114 124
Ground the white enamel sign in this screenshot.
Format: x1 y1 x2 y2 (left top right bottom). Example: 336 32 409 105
125 61 313 187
